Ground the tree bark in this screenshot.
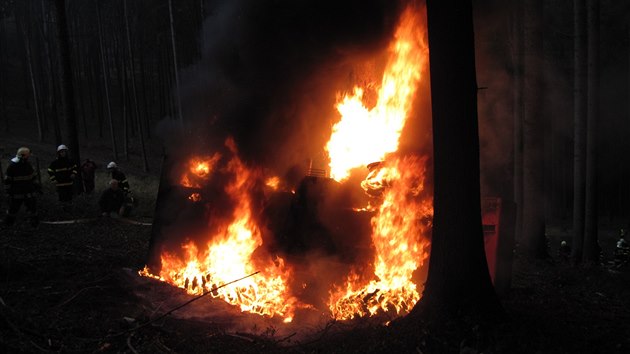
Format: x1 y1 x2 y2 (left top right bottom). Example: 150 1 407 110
124 0 149 171
572 0 587 263
19 16 44 141
412 0 502 320
95 0 118 160
0 17 7 132
522 0 547 259
168 0 183 124
512 0 524 242
583 0 599 263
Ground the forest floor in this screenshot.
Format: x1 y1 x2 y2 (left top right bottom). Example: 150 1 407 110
1 136 630 353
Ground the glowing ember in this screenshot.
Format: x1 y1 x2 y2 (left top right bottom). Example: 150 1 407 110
325 6 428 182
143 139 297 322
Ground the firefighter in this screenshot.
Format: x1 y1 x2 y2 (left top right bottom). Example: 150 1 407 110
107 161 135 213
47 145 78 210
106 162 130 194
99 179 127 217
614 230 629 268
3 147 40 227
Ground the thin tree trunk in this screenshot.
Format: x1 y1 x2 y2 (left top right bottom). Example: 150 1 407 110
70 15 88 140
572 0 587 263
118 52 129 161
124 0 149 171
522 0 547 258
583 0 599 263
139 51 152 139
95 0 118 160
0 18 7 132
168 0 183 124
512 0 524 242
20 18 44 141
41 0 62 145
54 0 81 170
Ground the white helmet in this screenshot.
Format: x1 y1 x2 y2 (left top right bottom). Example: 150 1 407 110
57 144 68 152
16 147 31 159
107 161 117 169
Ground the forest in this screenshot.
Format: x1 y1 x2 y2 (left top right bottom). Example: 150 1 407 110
1 0 630 353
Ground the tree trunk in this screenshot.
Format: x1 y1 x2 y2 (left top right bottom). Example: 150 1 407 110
168 0 183 124
95 0 118 160
572 0 587 263
41 0 63 145
0 18 7 132
583 0 599 263
118 51 130 162
70 15 88 140
124 0 149 171
54 0 82 192
522 0 547 259
412 0 502 320
512 0 524 242
19 17 44 142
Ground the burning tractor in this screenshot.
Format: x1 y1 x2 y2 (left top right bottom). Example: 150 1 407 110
140 6 435 324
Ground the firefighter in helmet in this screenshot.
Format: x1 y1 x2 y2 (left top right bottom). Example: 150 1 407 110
3 147 40 227
47 144 78 210
107 162 134 214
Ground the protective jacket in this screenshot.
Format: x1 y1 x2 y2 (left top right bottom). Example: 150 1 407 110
48 157 77 187
4 157 39 198
111 169 130 194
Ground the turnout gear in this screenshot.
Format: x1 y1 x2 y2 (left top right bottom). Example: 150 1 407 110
107 162 130 194
99 179 127 216
3 148 39 226
48 145 78 203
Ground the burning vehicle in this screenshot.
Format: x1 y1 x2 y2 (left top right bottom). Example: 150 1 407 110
140 5 435 325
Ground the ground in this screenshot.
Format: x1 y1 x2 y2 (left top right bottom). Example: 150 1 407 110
1 138 630 353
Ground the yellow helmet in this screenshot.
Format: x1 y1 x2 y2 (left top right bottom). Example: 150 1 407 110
16 147 31 159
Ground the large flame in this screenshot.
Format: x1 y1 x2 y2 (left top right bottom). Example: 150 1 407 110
325 7 428 182
143 139 297 322
328 157 432 320
325 6 432 320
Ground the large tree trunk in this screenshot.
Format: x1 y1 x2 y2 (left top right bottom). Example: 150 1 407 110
168 0 183 124
41 0 63 145
54 0 81 169
583 0 599 263
522 0 547 259
412 0 501 320
95 0 118 160
124 0 149 172
572 0 587 262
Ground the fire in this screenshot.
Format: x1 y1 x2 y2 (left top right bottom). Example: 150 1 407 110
325 6 432 320
144 139 297 322
180 154 221 188
325 6 428 182
328 157 432 320
265 176 280 190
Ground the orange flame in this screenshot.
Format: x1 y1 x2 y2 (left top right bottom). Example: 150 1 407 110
325 7 428 182
325 6 432 320
180 154 221 188
328 156 432 320
144 139 297 322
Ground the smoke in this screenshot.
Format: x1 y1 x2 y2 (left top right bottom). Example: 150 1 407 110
178 0 404 175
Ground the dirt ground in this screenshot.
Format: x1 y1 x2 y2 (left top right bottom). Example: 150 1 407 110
1 138 630 353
